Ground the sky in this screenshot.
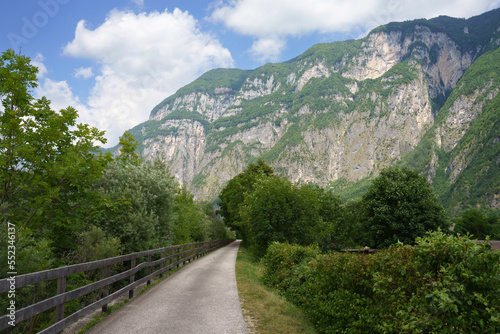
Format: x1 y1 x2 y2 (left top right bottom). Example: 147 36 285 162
1 0 500 147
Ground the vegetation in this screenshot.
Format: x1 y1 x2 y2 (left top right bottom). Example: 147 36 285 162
235 246 317 334
218 158 273 244
0 50 111 254
262 232 500 333
240 176 320 255
360 166 449 248
150 68 251 116
371 8 500 53
452 208 500 240
3 5 500 330
0 50 231 333
220 163 451 254
219 158 499 332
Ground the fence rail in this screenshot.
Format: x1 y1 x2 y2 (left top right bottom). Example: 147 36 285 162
0 239 234 333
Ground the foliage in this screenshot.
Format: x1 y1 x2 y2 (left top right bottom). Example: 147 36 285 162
218 158 273 242
304 184 348 251
69 225 122 264
361 166 449 248
263 232 500 333
240 176 321 255
262 242 320 293
235 246 318 334
92 160 177 253
173 187 211 244
0 49 234 333
453 208 499 239
0 50 111 253
117 130 141 166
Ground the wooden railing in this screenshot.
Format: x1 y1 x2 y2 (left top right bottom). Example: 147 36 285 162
0 239 235 333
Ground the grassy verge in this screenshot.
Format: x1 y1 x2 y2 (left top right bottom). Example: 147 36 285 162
235 246 317 334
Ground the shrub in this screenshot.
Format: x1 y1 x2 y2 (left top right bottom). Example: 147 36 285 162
262 242 319 292
263 232 500 333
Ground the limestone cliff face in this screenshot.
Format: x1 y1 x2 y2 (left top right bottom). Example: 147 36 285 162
151 92 234 122
279 66 433 185
127 9 500 211
343 26 475 98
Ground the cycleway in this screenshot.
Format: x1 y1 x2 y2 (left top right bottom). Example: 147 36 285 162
85 240 247 334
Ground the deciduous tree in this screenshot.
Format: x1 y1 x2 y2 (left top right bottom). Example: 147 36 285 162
361 166 449 248
218 158 273 242
0 49 110 252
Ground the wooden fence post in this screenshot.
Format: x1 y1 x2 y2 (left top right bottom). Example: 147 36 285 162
101 265 111 313
147 254 152 286
54 276 66 328
176 247 180 268
129 257 136 299
159 251 164 278
182 246 186 266
169 249 173 273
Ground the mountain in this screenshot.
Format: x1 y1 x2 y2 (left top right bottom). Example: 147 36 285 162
126 8 500 215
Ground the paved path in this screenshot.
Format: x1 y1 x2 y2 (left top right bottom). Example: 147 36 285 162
86 240 247 334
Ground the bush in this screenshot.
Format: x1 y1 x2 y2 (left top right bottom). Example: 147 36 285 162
263 232 500 333
262 242 319 293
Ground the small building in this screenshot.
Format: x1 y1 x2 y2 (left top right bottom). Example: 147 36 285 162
477 240 500 250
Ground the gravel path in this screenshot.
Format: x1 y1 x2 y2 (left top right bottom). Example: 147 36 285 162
85 240 247 334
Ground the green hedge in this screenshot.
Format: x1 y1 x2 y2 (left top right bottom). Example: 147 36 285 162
263 232 500 333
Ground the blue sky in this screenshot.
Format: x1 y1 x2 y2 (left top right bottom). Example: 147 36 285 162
1 0 500 147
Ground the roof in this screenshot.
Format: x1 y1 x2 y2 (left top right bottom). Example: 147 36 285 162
476 240 500 250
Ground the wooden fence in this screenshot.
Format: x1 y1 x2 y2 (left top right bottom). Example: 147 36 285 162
0 239 234 333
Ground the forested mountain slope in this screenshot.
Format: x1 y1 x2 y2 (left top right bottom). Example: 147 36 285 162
126 8 500 214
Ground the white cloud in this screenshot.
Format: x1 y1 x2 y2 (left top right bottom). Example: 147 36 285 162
211 0 500 62
31 53 48 79
34 78 89 118
131 0 144 6
250 36 286 63
63 8 234 146
74 67 94 79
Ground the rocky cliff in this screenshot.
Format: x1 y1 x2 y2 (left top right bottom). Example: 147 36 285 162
128 8 500 213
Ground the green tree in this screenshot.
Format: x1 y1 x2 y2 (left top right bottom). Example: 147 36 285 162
218 158 273 242
92 160 177 253
240 175 320 255
361 166 449 248
117 130 141 165
453 208 497 239
0 49 110 252
173 187 210 244
304 184 347 251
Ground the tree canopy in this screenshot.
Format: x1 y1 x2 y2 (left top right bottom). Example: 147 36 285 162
453 208 498 239
218 158 273 241
0 49 111 251
361 166 449 248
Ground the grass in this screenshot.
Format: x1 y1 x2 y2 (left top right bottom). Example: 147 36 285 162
235 246 317 334
75 301 128 334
